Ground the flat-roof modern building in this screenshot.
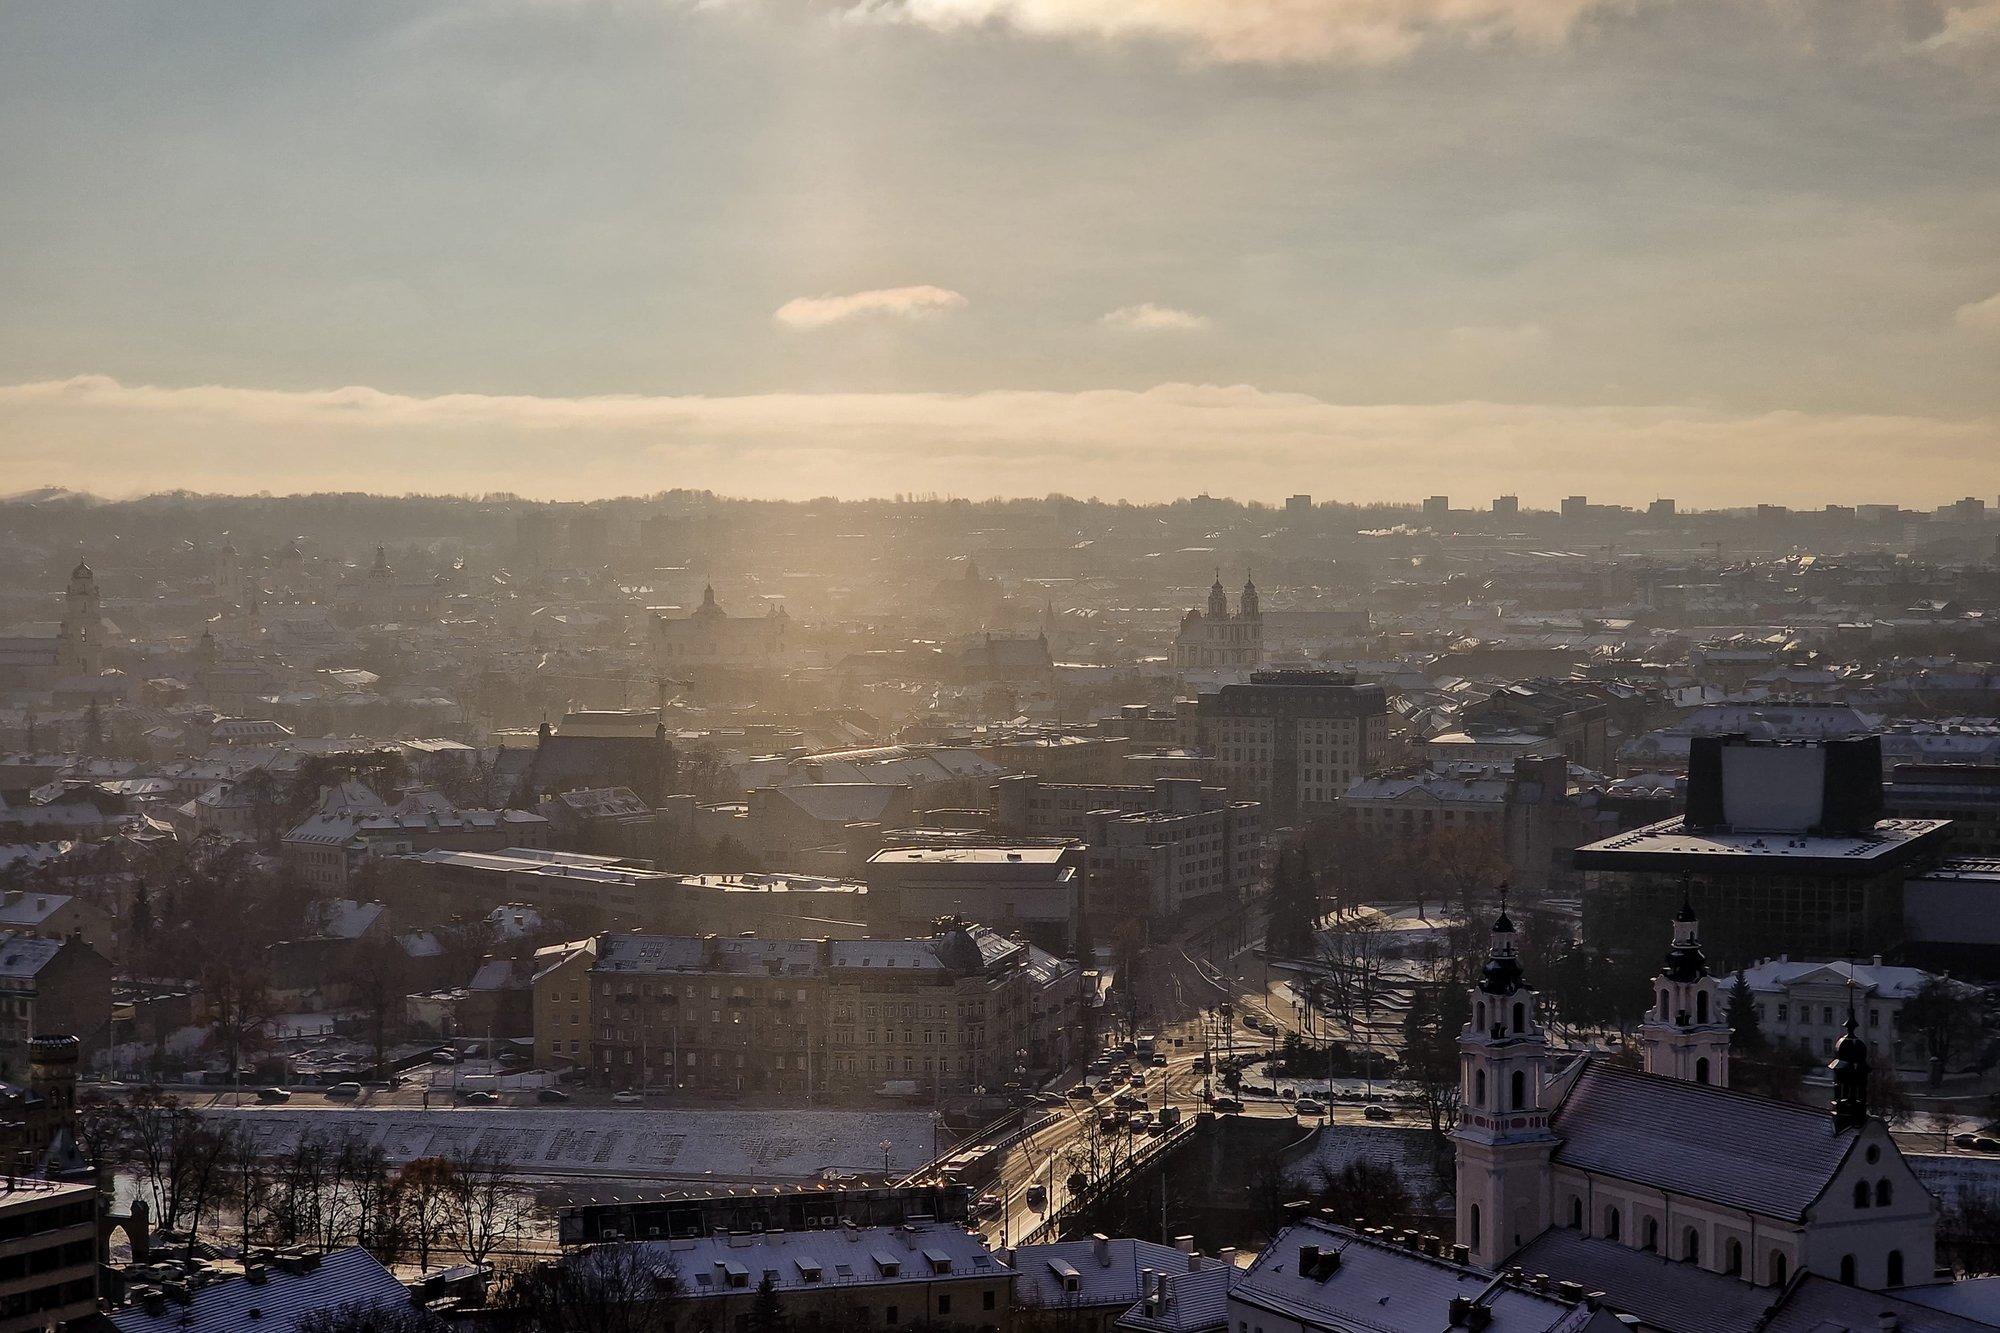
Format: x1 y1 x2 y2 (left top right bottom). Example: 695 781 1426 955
863 844 1083 951
1575 734 1954 959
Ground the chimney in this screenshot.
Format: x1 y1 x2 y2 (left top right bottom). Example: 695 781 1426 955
1093 1234 1111 1267
1174 1235 1194 1255
1452 1244 1470 1264
1219 1247 1238 1269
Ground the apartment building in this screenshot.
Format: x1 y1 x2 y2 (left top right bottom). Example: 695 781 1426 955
576 921 1081 1095
1190 671 1389 821
0 1181 97 1333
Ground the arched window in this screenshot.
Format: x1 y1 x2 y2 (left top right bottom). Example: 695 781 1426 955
1726 1240 1743 1277
1658 988 1669 1017
1769 1252 1787 1286
1876 1179 1892 1208
1476 1001 1486 1031
1605 1207 1620 1241
1839 1254 1856 1285
1570 1197 1583 1228
1510 1070 1526 1110
1684 1228 1700 1264
1641 1216 1658 1252
1512 1002 1525 1033
1469 1204 1481 1250
1696 991 1710 1023
1854 1181 1871 1209
1695 1057 1711 1085
1474 1069 1486 1107
1888 1250 1904 1286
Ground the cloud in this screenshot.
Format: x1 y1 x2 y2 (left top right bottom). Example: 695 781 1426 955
1 374 1995 507
773 285 967 329
1100 303 1210 332
840 0 1625 65
1921 0 2000 52
1954 291 2000 334
1447 322 1550 357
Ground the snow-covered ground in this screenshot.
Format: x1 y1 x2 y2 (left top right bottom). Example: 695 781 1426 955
200 1105 944 1184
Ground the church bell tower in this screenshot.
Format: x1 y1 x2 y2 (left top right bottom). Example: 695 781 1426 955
1453 900 1558 1269
1638 892 1732 1087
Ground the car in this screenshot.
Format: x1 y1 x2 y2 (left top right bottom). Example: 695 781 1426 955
254 1087 291 1104
1150 1055 1168 1067
1131 1072 1149 1087
1113 1092 1143 1111
612 1090 645 1104
1127 1113 1150 1132
324 1082 363 1100
1976 1136 2000 1153
1191 1056 1210 1073
1095 1081 1117 1095
536 1087 572 1104
1956 1133 1980 1149
458 1090 499 1105
1158 1106 1184 1127
973 1193 1002 1216
429 1050 458 1064
1295 1098 1325 1116
1210 1096 1244 1114
1025 1185 1047 1210
1099 1111 1122 1131
1069 1085 1093 1100
1363 1104 1393 1121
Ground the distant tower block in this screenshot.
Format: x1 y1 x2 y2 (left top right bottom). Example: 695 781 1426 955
1492 495 1519 517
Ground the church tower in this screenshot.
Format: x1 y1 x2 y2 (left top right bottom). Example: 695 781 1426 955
1453 904 1558 1269
1638 894 1732 1087
1829 1001 1871 1131
55 561 101 677
1206 572 1228 620
1239 574 1260 621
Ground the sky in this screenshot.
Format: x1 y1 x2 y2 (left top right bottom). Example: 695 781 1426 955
1 0 1998 506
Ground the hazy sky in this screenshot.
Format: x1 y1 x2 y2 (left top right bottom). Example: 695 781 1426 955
2 0 1998 505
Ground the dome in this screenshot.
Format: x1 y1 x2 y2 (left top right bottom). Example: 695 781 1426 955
70 561 93 580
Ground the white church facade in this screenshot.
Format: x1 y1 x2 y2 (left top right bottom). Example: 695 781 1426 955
1454 899 1938 1304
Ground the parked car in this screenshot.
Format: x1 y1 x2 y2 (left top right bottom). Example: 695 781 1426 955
1976 1136 2000 1153
536 1087 572 1104
324 1082 363 1100
1296 1098 1325 1116
612 1090 645 1104
1363 1104 1393 1121
1956 1133 1979 1149
1068 1085 1093 1100
1210 1096 1244 1114
254 1087 291 1104
458 1090 499 1105
429 1050 458 1064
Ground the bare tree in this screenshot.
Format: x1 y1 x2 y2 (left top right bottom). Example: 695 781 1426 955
349 933 412 1081
447 1145 526 1269
498 1246 683 1333
394 1157 460 1272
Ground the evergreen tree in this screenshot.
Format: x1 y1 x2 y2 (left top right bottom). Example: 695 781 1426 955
749 1272 785 1333
1726 972 1763 1051
129 879 154 941
82 700 104 756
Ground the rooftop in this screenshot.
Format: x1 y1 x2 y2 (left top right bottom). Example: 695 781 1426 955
1573 815 1953 876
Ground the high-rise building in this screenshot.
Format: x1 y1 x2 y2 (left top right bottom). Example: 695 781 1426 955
1191 670 1390 819
1492 494 1519 516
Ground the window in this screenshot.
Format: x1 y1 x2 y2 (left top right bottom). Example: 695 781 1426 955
1888 1250 1904 1286
1468 1204 1481 1249
1696 992 1709 1023
1569 1197 1583 1228
1695 1057 1710 1086
1726 1240 1743 1277
1769 1252 1787 1285
1604 1207 1620 1241
1839 1255 1855 1285
1777 1004 1788 1022
1876 1179 1892 1208
1641 1216 1658 1252
1474 1070 1485 1106
1510 1070 1526 1110
938 1297 952 1315
983 1291 996 1311
1684 1228 1699 1264
1854 1181 1871 1209
1512 1002 1525 1033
